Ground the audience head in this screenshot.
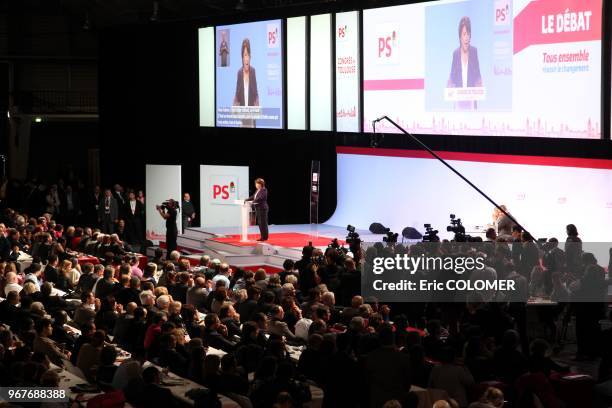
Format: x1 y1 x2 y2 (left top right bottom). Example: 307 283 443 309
142 366 161 385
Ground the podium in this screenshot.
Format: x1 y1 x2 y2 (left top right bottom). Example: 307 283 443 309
233 200 252 242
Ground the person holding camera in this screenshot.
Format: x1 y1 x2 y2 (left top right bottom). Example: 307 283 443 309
156 199 179 253
245 178 268 241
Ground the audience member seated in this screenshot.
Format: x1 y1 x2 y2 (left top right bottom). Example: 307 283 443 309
77 330 106 382
429 347 475 408
203 313 236 352
33 318 70 367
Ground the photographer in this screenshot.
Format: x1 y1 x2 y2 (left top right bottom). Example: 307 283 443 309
156 199 179 254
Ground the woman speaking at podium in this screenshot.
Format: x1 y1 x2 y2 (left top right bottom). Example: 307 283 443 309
245 178 268 241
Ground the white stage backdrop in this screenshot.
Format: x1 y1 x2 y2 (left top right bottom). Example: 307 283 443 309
200 165 249 228
325 147 612 242
145 165 182 243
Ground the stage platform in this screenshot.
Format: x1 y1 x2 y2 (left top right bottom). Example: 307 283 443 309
165 224 377 271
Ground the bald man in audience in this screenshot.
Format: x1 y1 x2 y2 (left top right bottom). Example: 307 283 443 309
4 272 22 296
186 276 208 311
113 302 138 347
342 295 363 324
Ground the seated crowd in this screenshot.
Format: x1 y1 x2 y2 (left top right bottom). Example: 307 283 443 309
0 194 611 407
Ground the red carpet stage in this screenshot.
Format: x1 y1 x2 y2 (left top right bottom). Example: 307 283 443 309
212 232 344 248
167 224 375 272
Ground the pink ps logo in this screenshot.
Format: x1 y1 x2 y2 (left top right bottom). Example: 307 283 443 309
338 25 347 39
378 30 397 57
375 23 399 64
267 24 279 48
494 0 510 25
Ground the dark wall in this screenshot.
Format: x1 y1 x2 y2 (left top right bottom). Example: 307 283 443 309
98 11 612 226
29 121 99 183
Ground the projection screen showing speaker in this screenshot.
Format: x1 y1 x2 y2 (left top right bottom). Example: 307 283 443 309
363 0 602 138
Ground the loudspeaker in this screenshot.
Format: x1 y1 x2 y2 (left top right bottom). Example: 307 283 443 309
369 223 389 234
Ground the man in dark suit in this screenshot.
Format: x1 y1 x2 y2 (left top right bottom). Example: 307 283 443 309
99 189 119 234
364 324 412 407
203 313 236 352
140 367 177 407
88 186 102 227
113 184 127 218
245 178 268 241
447 16 482 89
44 254 60 284
61 185 80 226
0 228 10 261
181 193 196 232
125 191 145 245
0 290 20 327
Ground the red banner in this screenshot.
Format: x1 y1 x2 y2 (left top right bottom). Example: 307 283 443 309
513 0 602 54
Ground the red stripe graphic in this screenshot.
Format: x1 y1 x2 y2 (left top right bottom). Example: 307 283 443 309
336 146 612 170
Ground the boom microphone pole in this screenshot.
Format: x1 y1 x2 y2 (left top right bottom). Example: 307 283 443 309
373 115 533 240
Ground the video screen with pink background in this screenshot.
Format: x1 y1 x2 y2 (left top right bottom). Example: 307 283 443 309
363 0 602 138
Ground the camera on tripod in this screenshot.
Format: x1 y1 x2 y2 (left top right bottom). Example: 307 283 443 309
446 214 473 242
382 231 398 244
422 224 440 242
345 224 362 252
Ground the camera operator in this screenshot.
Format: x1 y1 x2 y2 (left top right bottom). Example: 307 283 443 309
156 199 179 254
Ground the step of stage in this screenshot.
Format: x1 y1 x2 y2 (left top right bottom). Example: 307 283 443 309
182 227 217 240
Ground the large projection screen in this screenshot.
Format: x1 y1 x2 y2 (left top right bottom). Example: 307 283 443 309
335 11 361 133
363 0 602 138
287 16 307 130
310 14 333 131
215 20 284 129
198 27 215 127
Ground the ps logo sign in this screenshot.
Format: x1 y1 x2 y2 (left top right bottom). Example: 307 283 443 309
494 0 510 25
213 185 231 200
338 25 347 39
211 175 239 204
376 24 399 64
267 23 280 48
378 31 396 57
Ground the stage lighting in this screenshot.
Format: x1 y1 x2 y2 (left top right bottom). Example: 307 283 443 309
34 117 42 123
